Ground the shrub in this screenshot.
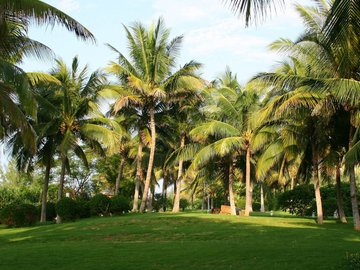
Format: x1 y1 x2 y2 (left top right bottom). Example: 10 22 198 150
110 195 130 215
0 203 38 227
76 199 91 219
180 198 189 211
277 185 314 216
45 202 57 221
90 194 111 216
56 197 78 221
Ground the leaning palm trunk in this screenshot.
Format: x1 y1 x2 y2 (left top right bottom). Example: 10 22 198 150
115 158 125 195
335 163 347 223
349 165 360 230
40 159 51 223
173 133 186 212
312 146 323 225
56 156 67 224
229 157 236 215
245 146 252 216
139 108 156 212
132 142 143 211
260 183 265 213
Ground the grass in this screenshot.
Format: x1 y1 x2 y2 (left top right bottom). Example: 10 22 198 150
0 211 359 270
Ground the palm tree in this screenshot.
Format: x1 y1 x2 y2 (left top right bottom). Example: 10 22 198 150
29 57 122 222
0 0 95 152
252 1 360 229
0 0 94 41
106 18 202 212
187 69 259 216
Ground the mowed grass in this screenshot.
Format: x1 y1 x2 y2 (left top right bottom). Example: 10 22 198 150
0 212 359 270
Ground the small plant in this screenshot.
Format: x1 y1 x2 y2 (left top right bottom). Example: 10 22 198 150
56 197 78 221
110 195 130 215
90 194 111 216
0 203 38 227
344 252 360 270
180 198 189 211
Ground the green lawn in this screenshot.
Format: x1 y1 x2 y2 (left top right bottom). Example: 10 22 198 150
0 212 359 269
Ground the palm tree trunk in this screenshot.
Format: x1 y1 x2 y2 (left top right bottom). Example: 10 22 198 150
260 183 265 213
245 146 252 216
207 193 210 212
173 132 186 213
348 125 360 230
56 155 67 224
349 165 360 230
132 142 143 212
139 107 156 212
162 173 167 212
312 145 323 225
229 157 236 215
290 177 295 190
147 185 154 212
40 158 51 223
336 163 347 223
202 182 205 210
115 158 125 195
58 156 67 200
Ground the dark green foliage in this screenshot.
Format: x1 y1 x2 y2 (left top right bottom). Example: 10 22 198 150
56 198 78 221
180 198 189 211
0 203 38 227
110 195 130 215
153 194 163 212
252 202 261 212
89 194 110 216
76 199 91 219
278 184 359 217
277 185 314 215
307 184 354 217
43 202 56 222
0 188 18 209
0 187 41 209
344 252 360 270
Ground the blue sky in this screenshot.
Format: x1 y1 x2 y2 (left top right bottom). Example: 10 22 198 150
21 0 312 84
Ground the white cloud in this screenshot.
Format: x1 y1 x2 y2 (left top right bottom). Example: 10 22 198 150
58 0 80 12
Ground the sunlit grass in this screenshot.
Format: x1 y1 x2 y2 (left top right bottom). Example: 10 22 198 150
0 212 359 269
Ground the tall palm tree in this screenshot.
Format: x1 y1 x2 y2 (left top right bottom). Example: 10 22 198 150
106 18 202 212
28 57 122 222
0 0 95 153
187 69 259 216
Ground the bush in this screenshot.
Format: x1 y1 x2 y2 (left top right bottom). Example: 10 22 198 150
0 203 38 227
277 185 314 216
277 184 359 217
90 194 111 216
44 202 57 221
110 195 130 215
56 197 78 221
252 202 261 212
180 198 189 211
76 199 91 219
